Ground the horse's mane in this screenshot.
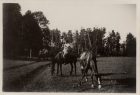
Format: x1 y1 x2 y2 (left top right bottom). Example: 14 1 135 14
80 50 95 61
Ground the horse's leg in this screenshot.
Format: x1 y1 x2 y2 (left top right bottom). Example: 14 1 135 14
78 64 88 86
94 73 102 89
97 76 102 89
74 61 76 75
57 63 59 75
84 67 89 82
90 63 96 88
90 60 97 88
51 60 55 75
93 59 102 89
70 62 73 75
78 60 87 86
60 62 63 76
78 71 86 86
91 71 95 88
83 60 90 82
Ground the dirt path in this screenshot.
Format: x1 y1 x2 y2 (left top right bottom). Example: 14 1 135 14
3 61 50 91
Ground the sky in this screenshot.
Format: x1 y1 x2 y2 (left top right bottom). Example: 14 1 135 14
19 0 136 43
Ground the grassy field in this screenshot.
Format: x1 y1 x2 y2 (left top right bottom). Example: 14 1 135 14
3 57 136 92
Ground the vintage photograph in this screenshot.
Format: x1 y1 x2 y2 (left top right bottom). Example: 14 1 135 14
3 1 136 93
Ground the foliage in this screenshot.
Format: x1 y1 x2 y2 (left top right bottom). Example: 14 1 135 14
50 29 61 48
105 30 121 56
3 3 136 58
33 11 50 49
126 33 136 56
22 10 43 57
3 3 22 58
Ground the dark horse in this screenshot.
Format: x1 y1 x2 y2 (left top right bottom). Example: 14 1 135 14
78 50 102 89
51 44 77 76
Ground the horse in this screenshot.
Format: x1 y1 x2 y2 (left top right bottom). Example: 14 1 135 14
78 50 102 89
51 43 77 76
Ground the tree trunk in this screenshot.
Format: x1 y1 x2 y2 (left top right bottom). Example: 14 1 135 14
87 32 92 49
29 49 32 58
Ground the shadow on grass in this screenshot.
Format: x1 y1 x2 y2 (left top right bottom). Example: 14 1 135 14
56 72 127 77
102 78 136 87
4 60 51 71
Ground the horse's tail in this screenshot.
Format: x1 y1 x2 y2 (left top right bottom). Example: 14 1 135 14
51 57 55 75
90 51 98 73
51 52 60 75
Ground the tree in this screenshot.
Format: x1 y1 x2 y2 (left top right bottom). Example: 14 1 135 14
33 11 49 28
73 30 80 55
87 27 106 56
95 27 106 56
78 27 106 56
33 11 50 49
126 33 136 56
115 32 121 56
120 41 126 56
3 3 22 58
105 30 121 56
22 10 42 58
67 30 73 43
50 29 61 48
79 28 86 52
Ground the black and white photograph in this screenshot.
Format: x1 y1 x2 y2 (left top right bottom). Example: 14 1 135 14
2 0 139 93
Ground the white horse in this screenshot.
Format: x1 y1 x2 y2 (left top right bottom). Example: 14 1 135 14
79 50 102 89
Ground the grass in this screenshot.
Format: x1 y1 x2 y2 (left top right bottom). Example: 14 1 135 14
3 57 136 92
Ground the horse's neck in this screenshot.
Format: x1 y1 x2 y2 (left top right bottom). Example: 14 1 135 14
80 51 93 61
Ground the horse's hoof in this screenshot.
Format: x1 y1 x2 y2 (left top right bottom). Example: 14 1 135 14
91 84 95 88
98 84 102 89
